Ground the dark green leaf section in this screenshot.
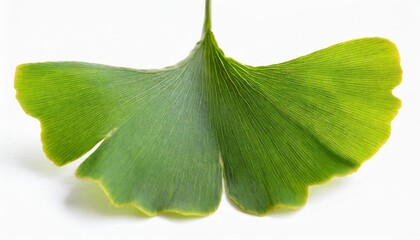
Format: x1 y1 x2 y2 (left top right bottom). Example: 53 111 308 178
15 47 222 216
203 34 401 215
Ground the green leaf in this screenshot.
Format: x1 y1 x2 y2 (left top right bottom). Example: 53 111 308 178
205 34 401 214
15 55 222 216
15 0 401 216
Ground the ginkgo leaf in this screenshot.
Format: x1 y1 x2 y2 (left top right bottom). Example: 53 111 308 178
205 34 401 214
15 0 401 216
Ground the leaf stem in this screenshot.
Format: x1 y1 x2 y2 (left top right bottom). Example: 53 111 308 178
203 0 212 36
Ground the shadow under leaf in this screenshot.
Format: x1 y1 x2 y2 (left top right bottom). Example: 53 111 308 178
65 179 150 219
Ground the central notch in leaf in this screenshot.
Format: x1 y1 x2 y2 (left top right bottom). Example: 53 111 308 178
15 0 401 216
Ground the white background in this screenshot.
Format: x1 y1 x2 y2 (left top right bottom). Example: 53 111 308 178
1 0 419 239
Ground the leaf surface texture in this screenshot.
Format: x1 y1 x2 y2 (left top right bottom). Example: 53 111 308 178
15 1 401 216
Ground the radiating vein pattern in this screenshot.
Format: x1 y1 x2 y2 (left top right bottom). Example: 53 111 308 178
204 34 401 214
14 1 401 216
16 47 222 216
